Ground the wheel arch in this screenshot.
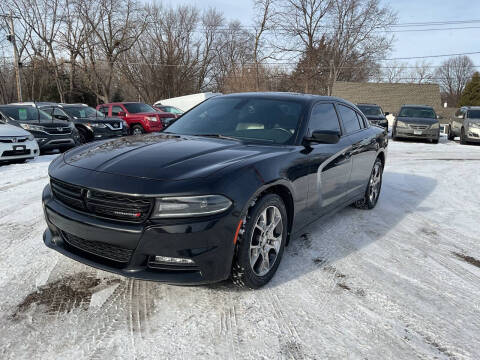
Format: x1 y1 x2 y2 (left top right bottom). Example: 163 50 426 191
75 124 93 141
243 181 295 246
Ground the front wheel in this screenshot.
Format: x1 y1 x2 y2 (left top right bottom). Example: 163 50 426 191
353 157 383 210
131 124 144 136
232 194 288 289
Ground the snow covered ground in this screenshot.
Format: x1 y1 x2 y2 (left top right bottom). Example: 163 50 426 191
1 137 480 359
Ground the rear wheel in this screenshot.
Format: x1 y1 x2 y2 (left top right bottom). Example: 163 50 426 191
232 194 288 289
353 157 383 210
447 127 454 140
131 124 144 136
460 128 468 145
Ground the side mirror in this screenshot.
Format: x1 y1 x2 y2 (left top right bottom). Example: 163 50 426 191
118 111 126 117
305 130 341 145
384 112 390 116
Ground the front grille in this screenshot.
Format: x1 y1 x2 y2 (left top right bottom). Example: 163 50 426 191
62 231 133 263
2 149 31 157
410 125 429 130
45 127 72 135
51 179 153 222
0 137 28 143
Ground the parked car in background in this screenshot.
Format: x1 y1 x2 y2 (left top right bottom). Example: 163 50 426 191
0 104 78 152
42 93 387 289
154 92 221 112
448 106 480 145
97 102 175 135
356 103 389 131
154 105 184 116
392 105 440 144
40 103 128 144
0 118 39 163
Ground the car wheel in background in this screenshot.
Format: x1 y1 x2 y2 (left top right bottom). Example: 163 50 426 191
353 157 383 210
232 194 288 289
460 128 468 145
432 138 439 144
447 127 455 141
77 128 88 144
131 124 144 135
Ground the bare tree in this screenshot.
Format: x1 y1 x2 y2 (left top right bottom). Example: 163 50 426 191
435 55 475 107
326 0 397 94
409 61 434 84
77 0 147 103
252 0 276 90
276 0 332 92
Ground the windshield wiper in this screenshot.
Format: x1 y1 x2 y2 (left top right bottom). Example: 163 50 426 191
194 134 240 141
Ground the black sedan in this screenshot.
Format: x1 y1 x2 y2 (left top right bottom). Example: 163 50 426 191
42 93 388 288
40 104 128 143
357 103 389 131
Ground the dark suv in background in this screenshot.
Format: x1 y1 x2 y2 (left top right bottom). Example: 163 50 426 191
357 103 389 131
392 105 440 144
0 103 78 152
40 103 128 144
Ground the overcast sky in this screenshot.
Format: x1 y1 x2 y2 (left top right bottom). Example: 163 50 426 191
174 0 480 67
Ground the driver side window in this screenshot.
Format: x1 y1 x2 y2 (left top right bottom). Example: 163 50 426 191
308 103 341 136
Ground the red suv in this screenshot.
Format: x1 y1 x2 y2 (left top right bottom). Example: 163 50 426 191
97 102 175 135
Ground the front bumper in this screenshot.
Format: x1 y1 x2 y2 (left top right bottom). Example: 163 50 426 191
30 130 77 150
0 140 39 161
466 126 480 142
91 126 128 140
395 127 439 140
42 185 238 284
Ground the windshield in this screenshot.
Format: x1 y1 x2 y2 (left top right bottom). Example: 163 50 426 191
0 106 52 121
398 107 436 119
124 103 156 113
357 105 383 116
467 110 480 119
63 106 104 119
166 96 304 145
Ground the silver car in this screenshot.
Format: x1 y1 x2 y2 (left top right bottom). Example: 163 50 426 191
392 105 440 144
448 106 480 144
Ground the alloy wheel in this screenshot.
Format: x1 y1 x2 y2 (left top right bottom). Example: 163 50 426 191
368 162 382 204
249 206 283 276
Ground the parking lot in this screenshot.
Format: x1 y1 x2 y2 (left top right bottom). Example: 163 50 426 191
1 136 480 359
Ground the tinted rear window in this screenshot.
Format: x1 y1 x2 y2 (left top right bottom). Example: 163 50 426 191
467 110 480 118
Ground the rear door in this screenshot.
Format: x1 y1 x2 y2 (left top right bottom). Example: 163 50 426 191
336 104 377 197
305 102 353 212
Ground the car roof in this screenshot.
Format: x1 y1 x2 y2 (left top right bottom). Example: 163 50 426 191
400 104 434 109
461 106 480 110
356 103 380 106
220 92 357 107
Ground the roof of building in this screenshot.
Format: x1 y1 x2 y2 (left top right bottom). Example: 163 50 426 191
332 82 441 114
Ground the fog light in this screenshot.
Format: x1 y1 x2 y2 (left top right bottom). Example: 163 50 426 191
154 255 194 264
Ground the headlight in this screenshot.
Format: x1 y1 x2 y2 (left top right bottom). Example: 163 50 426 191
68 122 75 129
122 120 129 128
430 123 440 129
151 195 232 218
27 134 35 141
87 122 106 128
147 116 157 122
469 122 480 129
20 123 45 132
396 121 407 128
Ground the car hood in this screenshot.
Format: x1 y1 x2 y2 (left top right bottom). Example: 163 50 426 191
0 123 31 136
74 116 122 124
397 117 438 125
62 134 271 181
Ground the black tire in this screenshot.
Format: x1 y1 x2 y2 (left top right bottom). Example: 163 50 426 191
232 194 288 289
432 138 439 144
77 128 88 144
460 128 467 145
131 124 144 135
353 157 383 210
447 127 454 140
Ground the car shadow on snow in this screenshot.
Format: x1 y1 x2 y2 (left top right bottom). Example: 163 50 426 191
264 171 438 289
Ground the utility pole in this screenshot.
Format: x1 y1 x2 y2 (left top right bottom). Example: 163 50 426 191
3 12 23 101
